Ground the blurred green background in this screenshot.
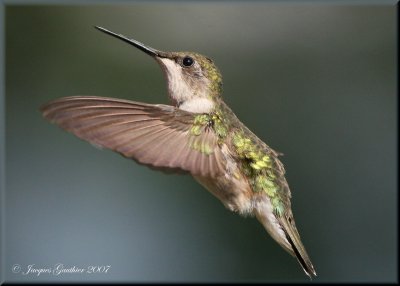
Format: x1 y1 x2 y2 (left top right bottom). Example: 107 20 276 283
4 3 397 283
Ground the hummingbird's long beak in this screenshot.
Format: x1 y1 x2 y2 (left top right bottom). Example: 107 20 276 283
95 26 164 58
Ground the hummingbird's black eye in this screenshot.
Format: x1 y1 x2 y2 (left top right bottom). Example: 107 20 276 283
182 56 194 67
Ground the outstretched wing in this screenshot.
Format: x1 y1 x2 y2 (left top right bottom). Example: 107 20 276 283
41 96 225 177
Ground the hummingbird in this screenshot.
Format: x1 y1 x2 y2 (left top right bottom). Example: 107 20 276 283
41 26 316 278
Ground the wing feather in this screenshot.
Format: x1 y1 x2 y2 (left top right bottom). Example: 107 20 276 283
41 96 225 177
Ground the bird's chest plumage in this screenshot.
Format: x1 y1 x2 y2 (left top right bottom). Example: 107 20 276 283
191 106 286 218
192 140 255 215
189 103 266 214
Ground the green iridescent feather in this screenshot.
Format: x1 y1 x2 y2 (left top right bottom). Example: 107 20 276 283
232 129 285 216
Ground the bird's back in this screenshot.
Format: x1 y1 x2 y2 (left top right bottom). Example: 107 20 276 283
211 100 316 277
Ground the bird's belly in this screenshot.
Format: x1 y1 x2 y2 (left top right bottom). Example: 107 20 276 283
193 172 254 215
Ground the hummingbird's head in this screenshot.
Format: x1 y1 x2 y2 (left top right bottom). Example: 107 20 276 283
156 52 223 109
95 26 223 113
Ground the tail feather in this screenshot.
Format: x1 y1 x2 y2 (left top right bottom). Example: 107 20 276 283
279 217 317 278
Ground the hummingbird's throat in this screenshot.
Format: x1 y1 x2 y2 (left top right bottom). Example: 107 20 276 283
179 97 215 113
158 58 214 113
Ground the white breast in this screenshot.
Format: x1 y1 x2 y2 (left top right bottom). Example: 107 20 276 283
179 97 215 113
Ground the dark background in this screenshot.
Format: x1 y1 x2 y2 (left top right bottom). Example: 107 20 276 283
4 3 397 283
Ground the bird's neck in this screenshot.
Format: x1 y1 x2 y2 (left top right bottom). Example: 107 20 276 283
178 97 216 114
